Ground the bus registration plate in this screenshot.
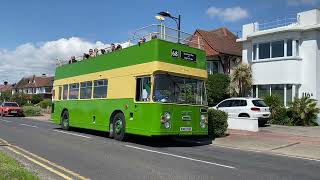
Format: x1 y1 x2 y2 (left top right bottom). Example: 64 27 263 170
180 127 192 132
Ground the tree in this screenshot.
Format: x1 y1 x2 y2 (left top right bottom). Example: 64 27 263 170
206 73 230 107
10 93 29 106
31 94 43 104
288 97 320 126
0 92 12 102
231 64 252 97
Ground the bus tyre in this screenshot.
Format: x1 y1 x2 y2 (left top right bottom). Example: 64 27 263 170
61 111 70 131
112 113 126 141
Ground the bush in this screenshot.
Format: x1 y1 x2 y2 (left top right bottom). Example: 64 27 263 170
264 95 290 125
10 93 29 106
206 74 230 107
31 94 43 105
288 97 320 126
0 92 12 102
23 106 42 116
38 99 52 109
208 109 228 137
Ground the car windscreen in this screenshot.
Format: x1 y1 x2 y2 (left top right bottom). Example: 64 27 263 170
3 103 18 107
252 100 267 107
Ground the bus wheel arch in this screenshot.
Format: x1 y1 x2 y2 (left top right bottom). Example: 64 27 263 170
61 108 70 131
109 110 126 141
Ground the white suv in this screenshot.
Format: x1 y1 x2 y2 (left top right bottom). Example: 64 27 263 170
212 97 271 126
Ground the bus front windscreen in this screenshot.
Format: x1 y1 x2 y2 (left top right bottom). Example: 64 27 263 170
153 74 207 105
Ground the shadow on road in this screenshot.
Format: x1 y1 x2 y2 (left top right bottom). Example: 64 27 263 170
55 127 212 148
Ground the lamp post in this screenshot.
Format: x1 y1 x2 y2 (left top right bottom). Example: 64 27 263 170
158 11 181 43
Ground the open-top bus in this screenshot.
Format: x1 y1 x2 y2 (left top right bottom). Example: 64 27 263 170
51 25 208 141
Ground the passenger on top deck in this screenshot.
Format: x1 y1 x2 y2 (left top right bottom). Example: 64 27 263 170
116 44 122 50
83 53 89 60
93 48 99 57
138 37 146 46
111 43 116 52
100 48 106 55
68 56 77 64
89 49 94 57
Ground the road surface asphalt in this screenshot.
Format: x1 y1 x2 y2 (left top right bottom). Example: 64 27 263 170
0 117 319 180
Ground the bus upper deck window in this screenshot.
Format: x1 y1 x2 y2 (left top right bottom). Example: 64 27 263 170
136 77 151 102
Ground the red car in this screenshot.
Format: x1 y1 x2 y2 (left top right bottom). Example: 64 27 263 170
0 102 23 117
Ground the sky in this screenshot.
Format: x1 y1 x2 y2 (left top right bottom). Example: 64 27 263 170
0 0 319 83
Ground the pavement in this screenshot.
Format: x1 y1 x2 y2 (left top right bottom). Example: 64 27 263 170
213 125 320 160
0 117 319 180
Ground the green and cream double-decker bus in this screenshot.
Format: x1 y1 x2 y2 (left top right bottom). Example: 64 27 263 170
51 25 208 141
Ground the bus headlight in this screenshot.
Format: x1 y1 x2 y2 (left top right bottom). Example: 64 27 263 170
200 114 207 129
164 121 171 129
161 112 171 123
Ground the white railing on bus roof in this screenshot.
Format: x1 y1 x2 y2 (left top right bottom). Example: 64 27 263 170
56 24 204 67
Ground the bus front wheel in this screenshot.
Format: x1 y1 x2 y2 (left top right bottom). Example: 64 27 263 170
112 113 126 141
61 111 70 131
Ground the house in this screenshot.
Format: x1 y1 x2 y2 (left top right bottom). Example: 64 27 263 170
194 27 242 74
13 75 54 99
0 81 14 96
238 9 320 106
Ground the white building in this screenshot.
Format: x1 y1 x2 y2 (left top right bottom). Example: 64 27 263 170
238 9 320 106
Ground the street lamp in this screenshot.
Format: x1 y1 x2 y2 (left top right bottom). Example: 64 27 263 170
158 11 181 43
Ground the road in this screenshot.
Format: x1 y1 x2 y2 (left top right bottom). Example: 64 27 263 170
0 117 319 180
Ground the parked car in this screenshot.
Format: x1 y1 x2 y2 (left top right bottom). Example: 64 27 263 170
211 98 271 126
0 102 23 117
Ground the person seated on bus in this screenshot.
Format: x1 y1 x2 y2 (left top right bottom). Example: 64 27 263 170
93 48 99 57
100 48 106 55
151 35 157 39
111 43 116 52
138 37 146 46
89 49 94 57
68 56 77 64
83 53 90 60
116 44 122 51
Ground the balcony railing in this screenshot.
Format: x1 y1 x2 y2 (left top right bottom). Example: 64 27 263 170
56 24 204 67
258 15 298 31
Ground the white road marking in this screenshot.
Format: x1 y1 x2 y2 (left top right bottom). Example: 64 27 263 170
0 119 12 123
20 124 39 128
125 145 236 169
213 144 320 162
53 130 91 139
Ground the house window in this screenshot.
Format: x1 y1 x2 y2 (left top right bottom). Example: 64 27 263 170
253 44 257 60
69 83 79 99
286 85 292 105
271 84 285 105
207 61 219 74
259 42 270 59
80 81 92 99
287 39 292 56
63 85 68 100
258 85 270 98
295 40 299 56
271 40 284 58
93 79 108 98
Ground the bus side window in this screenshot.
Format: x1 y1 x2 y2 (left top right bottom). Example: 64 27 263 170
136 77 151 101
63 85 68 100
58 86 62 100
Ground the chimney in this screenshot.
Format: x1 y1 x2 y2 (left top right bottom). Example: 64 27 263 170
4 81 8 85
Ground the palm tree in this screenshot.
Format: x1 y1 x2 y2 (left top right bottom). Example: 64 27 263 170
231 64 252 97
289 97 320 126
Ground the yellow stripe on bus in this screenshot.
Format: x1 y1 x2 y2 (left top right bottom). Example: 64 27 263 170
53 61 207 99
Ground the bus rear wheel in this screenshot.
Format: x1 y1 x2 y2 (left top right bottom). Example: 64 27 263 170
61 111 70 131
112 113 126 141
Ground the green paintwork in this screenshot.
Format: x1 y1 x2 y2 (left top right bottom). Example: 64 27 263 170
52 99 208 136
52 39 208 136
55 39 206 80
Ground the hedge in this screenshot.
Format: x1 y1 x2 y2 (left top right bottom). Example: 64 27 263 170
23 106 42 117
208 109 228 137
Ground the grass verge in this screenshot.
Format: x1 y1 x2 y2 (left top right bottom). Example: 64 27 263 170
0 150 38 180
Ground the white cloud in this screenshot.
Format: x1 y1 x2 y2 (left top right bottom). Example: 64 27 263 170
0 37 110 83
287 0 319 6
206 6 249 22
